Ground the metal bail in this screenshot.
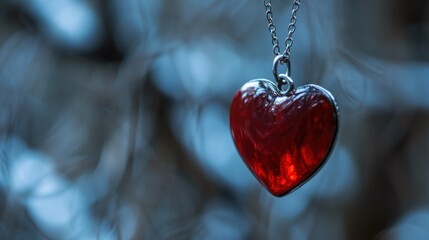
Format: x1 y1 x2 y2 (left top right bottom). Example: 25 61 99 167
272 55 293 93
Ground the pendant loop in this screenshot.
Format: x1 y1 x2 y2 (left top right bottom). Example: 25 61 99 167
277 74 294 94
273 55 293 93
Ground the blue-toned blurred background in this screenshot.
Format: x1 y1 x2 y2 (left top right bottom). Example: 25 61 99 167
1 0 429 239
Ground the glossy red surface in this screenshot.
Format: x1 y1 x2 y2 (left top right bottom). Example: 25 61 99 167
230 80 338 197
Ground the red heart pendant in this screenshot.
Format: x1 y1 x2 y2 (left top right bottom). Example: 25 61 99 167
230 79 338 197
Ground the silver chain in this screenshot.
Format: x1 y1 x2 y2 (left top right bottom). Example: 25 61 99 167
264 0 301 60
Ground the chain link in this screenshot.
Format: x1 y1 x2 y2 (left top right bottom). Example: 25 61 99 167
264 0 301 60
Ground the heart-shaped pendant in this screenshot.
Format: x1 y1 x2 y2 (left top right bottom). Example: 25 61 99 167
230 79 338 197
